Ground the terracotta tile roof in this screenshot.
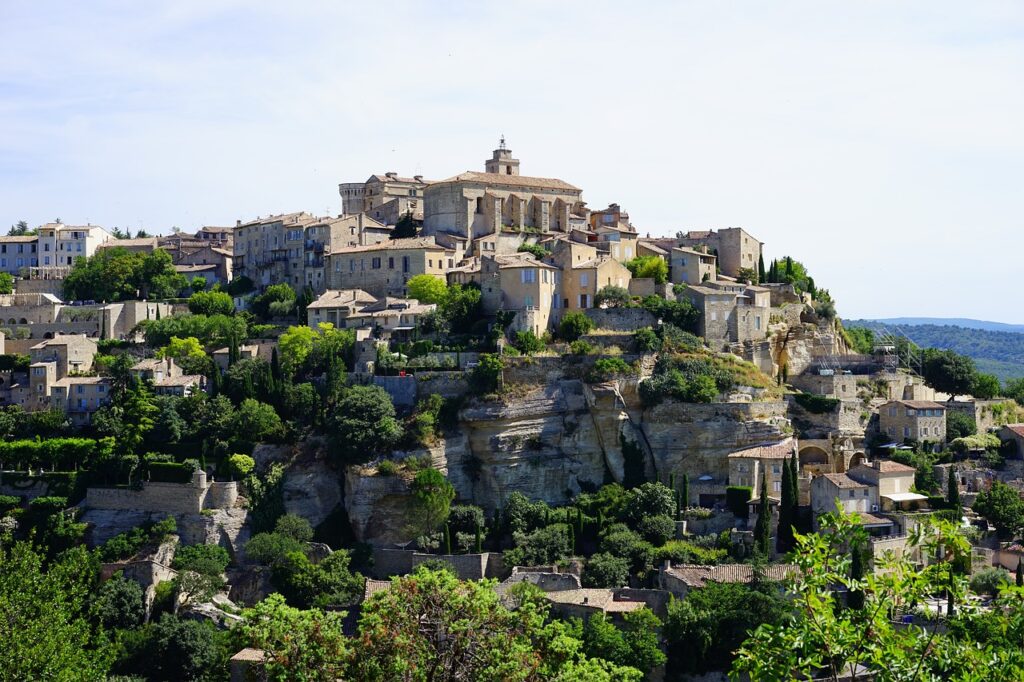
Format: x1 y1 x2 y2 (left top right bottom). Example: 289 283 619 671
873 461 917 473
493 254 557 270
665 563 799 588
435 171 581 192
98 238 158 248
0 235 39 242
820 473 867 489
132 359 167 372
889 400 945 410
543 589 645 613
672 246 715 258
328 237 446 255
680 230 713 239
308 289 377 310
1002 424 1024 438
854 512 893 527
156 375 203 387
236 212 316 228
368 174 430 185
728 437 797 460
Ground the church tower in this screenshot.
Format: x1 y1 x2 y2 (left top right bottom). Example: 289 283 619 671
484 136 520 176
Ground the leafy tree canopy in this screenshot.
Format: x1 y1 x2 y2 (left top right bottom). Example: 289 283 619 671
64 247 186 301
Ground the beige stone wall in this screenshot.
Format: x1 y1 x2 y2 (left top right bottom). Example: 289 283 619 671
879 402 946 442
326 247 450 298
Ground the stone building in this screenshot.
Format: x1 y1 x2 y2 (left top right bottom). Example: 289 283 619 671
36 222 114 268
478 254 560 335
679 281 770 347
130 357 204 397
548 240 631 311
423 141 586 241
879 400 947 444
0 236 39 275
669 246 717 286
727 437 798 498
325 237 454 298
339 173 430 224
810 460 922 529
96 237 159 255
174 246 233 285
307 289 378 329
676 227 761 278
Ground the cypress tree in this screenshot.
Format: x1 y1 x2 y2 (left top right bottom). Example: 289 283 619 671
567 524 575 557
443 523 452 555
474 521 483 553
757 253 766 284
1017 558 1023 588
576 507 584 544
777 460 794 553
271 347 282 383
948 467 961 513
753 474 771 557
155 306 161 320
681 473 690 511
848 543 865 610
785 256 794 279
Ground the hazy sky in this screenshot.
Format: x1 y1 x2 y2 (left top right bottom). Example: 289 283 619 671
2 2 1022 321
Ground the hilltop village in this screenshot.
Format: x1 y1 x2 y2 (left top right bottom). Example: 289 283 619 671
4 141 1024 680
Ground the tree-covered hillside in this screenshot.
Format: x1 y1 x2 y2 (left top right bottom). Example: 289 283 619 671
845 320 1024 381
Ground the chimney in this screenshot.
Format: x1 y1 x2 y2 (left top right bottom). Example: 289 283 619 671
236 220 241 227
414 175 423 182
385 172 397 179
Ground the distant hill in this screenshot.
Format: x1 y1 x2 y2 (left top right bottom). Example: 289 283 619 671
868 317 1024 333
845 319 1024 382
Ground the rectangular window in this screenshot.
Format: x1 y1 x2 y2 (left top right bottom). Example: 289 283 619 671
524 295 533 308
389 257 395 269
580 273 588 287
774 481 782 492
903 426 911 438
402 256 410 273
521 269 536 284
372 257 381 269
848 490 854 498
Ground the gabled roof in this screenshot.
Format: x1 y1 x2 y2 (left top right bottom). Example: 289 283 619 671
884 400 945 410
728 438 797 460
434 171 581 192
665 563 799 588
328 237 446 256
1002 424 1024 438
819 473 867 489
308 289 377 310
542 589 645 613
492 254 557 270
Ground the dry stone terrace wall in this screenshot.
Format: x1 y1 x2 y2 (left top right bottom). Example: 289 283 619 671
584 307 658 331
84 478 238 515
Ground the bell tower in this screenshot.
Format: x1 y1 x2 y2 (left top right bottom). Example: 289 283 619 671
484 135 520 176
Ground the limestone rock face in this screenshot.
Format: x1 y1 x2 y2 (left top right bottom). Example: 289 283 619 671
282 458 342 530
446 381 610 512
343 467 415 545
227 566 273 607
80 507 250 561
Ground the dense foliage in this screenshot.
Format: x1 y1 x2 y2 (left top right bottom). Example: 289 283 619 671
64 247 186 301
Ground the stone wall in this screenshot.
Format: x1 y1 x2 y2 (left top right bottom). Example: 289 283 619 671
369 547 507 580
372 375 418 407
86 482 208 515
415 371 468 399
627 278 656 298
770 303 804 327
584 307 658 332
946 399 1022 434
787 396 867 439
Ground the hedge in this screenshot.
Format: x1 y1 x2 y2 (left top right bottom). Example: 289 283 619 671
726 486 753 518
148 461 196 483
0 437 115 471
0 494 20 513
793 392 840 414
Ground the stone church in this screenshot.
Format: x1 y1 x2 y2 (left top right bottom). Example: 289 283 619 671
422 140 587 241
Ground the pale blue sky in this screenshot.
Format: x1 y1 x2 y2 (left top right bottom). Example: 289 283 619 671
2 1 1022 320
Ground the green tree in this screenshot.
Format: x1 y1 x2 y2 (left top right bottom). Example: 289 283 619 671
594 285 631 308
946 410 977 440
231 398 285 444
517 243 549 260
921 348 977 398
187 290 233 316
8 220 33 236
278 324 316 376
235 593 350 681
137 614 228 681
406 273 448 304
392 211 417 239
93 382 158 456
581 609 666 676
91 573 145 629
777 458 795 553
664 579 789 675
0 543 111 680
513 330 545 355
0 272 13 294
624 255 668 284
190 275 207 292
972 372 1001 400
973 480 1024 538
581 552 630 588
948 466 961 513
559 310 595 341
469 353 504 394
251 283 297 320
752 474 771 556
63 247 186 301
733 508 986 681
330 386 402 464
156 335 210 375
409 468 455 541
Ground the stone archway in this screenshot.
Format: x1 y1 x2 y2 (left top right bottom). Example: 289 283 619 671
848 451 866 469
799 445 831 475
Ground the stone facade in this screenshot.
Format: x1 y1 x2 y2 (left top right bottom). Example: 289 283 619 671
325 237 453 298
339 173 429 223
84 470 238 516
669 246 716 286
676 227 761 278
879 400 946 443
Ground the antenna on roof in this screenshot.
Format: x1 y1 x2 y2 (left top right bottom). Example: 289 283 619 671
499 135 506 150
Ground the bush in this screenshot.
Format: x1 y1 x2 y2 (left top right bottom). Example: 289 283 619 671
92 575 145 629
0 494 20 513
569 339 594 355
625 256 668 284
637 514 676 545
639 354 734 406
245 532 306 566
513 330 545 355
581 552 631 588
558 311 595 342
187 290 234 317
633 327 660 352
517 243 549 260
376 460 398 476
969 567 1010 596
274 514 314 542
726 486 752 518
600 528 655 577
594 285 631 308
588 357 633 383
625 483 677 526
794 392 840 414
504 524 572 567
469 354 503 394
654 539 728 565
946 410 977 441
226 454 255 479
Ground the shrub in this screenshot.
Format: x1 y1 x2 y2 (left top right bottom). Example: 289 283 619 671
969 567 1010 596
600 527 655 576
625 256 668 284
558 311 595 342
376 460 398 476
654 539 728 565
569 339 594 356
469 354 503 394
0 495 20 513
794 392 840 414
227 454 255 479
946 410 977 441
726 486 752 518
637 514 676 545
513 330 545 356
274 513 314 542
581 552 630 588
504 524 572 567
594 285 631 308
245 532 306 566
633 327 660 352
588 357 633 383
187 290 234 317
517 243 549 260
